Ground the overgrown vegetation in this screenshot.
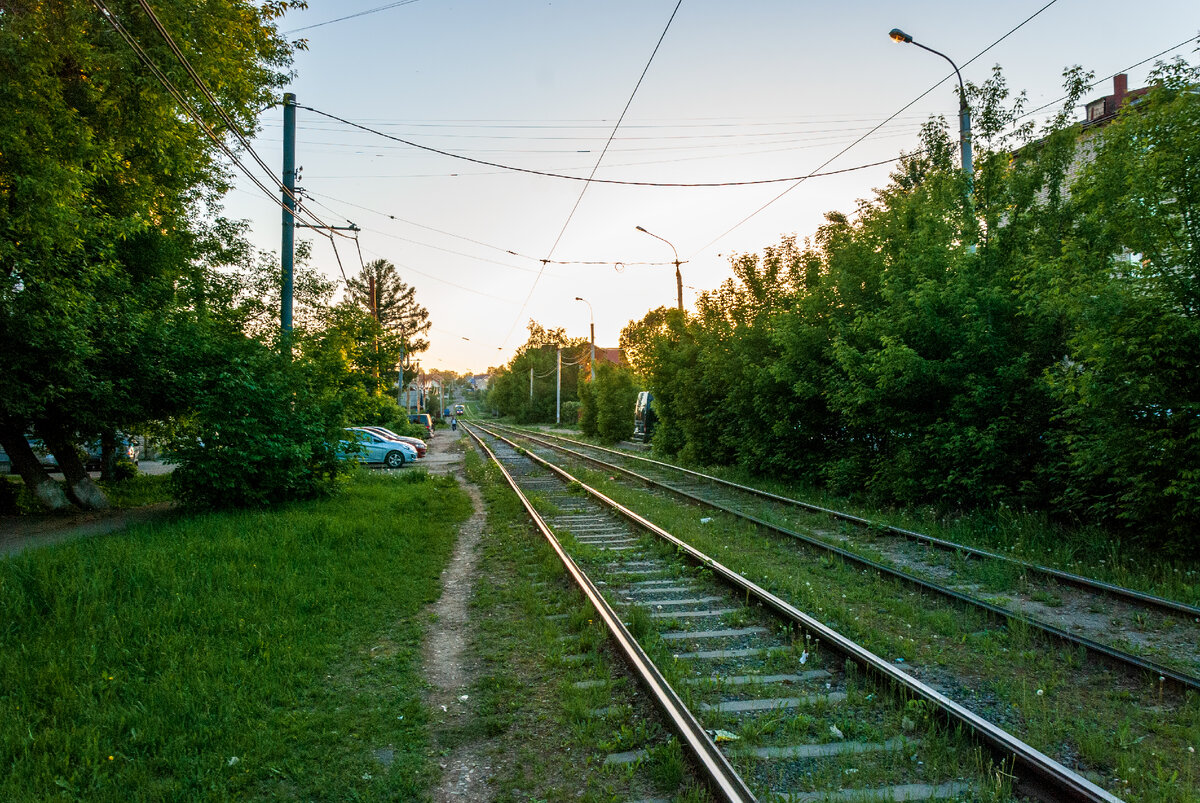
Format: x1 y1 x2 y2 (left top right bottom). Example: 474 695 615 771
0 471 473 801
619 58 1200 556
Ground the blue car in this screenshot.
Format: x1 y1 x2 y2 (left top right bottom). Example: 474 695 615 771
339 428 418 468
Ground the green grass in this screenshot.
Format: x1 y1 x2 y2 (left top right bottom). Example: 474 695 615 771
2 472 173 515
0 471 473 801
97 474 174 508
568 462 1200 803
457 450 714 802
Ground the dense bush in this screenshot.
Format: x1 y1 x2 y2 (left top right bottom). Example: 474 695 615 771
593 362 638 444
169 340 345 511
623 63 1200 555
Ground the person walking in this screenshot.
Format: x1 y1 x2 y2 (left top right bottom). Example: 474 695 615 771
451 417 458 432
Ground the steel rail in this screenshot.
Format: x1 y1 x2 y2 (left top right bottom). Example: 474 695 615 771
462 424 759 803
492 425 1200 693
502 425 1200 620
474 423 1122 803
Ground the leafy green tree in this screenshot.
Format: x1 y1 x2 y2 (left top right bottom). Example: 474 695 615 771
487 322 587 423
346 258 431 393
1043 59 1200 550
0 0 304 508
593 362 638 444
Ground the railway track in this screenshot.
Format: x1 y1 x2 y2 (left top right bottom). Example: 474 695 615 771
489 423 1200 692
465 422 1125 803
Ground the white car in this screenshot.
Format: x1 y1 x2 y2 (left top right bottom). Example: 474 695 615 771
340 428 418 468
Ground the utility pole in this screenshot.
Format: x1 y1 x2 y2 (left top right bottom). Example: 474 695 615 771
529 367 534 401
556 348 561 424
370 274 378 377
281 93 296 336
280 92 360 340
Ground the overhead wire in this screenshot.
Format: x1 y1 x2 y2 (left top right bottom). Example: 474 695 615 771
304 191 678 269
90 0 335 238
1014 34 1198 124
500 0 685 352
689 0 1063 258
300 104 911 187
283 0 423 35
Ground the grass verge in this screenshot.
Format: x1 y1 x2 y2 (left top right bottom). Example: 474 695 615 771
0 470 472 801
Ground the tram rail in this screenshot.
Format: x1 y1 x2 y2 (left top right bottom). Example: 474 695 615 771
465 421 1124 803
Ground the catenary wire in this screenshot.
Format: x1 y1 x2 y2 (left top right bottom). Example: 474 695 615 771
304 192 679 268
501 0 685 351
283 0 423 35
89 0 334 234
689 0 1063 258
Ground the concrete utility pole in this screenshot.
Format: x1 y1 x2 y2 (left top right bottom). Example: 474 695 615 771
556 347 561 424
281 93 296 335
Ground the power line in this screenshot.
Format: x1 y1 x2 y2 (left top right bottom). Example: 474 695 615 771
133 0 359 243
283 0 423 35
1015 34 1198 123
301 104 911 187
502 0 684 351
89 0 333 234
690 0 1062 258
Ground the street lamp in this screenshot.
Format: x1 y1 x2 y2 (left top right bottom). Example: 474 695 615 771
574 296 595 381
635 225 684 312
888 28 973 194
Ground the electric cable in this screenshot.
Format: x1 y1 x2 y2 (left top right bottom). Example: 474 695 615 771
502 0 684 352
301 104 910 187
283 0 422 35
305 191 679 268
132 0 350 238
689 0 1063 258
89 0 332 234
1014 34 1198 124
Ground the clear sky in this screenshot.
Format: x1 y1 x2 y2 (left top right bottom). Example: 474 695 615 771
219 0 1200 376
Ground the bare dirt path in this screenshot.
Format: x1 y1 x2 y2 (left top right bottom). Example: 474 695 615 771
421 426 494 802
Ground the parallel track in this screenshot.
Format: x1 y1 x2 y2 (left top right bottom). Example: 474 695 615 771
490 424 1200 693
466 422 1123 803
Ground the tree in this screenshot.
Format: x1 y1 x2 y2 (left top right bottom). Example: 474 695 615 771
0 0 305 508
1043 59 1200 550
346 258 431 395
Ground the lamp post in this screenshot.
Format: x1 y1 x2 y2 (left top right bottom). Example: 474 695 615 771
888 28 973 195
635 225 684 312
574 296 595 382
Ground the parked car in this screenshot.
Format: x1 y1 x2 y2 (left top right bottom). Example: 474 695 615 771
633 391 655 441
407 413 434 438
339 428 417 468
84 437 141 471
352 426 426 458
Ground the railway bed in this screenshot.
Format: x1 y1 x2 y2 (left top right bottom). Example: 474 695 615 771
466 422 1128 803
491 424 1200 690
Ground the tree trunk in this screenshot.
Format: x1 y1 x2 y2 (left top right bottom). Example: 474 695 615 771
40 419 109 510
0 419 72 511
100 429 117 483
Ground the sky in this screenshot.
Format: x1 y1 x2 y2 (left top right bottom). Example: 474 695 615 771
218 0 1200 376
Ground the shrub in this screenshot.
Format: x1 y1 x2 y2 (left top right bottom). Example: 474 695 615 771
594 362 638 444
169 340 345 511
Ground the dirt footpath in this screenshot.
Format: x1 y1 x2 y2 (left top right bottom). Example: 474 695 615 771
420 427 493 801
